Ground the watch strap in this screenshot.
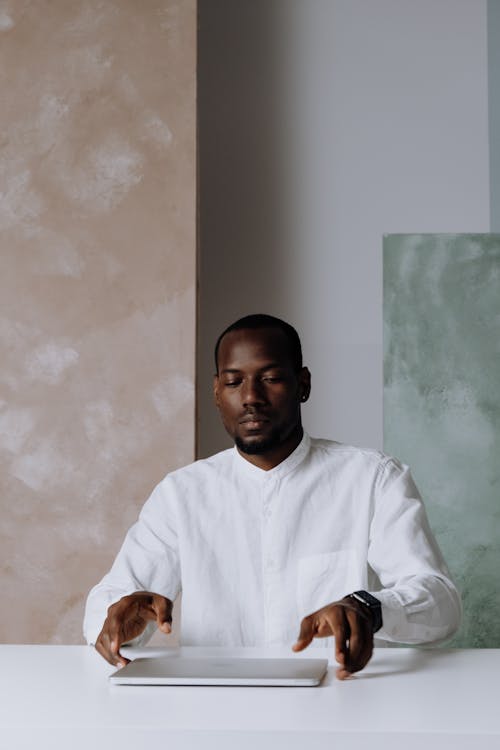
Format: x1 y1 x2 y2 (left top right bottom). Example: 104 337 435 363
348 590 383 633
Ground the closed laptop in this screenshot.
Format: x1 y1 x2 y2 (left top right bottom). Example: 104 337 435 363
109 656 329 687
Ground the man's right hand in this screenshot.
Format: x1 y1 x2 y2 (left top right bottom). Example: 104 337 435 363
95 591 173 667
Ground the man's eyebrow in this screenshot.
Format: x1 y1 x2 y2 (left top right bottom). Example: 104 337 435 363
220 363 285 375
260 363 285 371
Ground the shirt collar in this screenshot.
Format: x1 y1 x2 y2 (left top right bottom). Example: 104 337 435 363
232 431 311 482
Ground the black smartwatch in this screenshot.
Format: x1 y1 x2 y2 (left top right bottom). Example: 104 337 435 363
348 590 383 633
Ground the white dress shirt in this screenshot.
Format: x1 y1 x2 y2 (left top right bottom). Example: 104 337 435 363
83 433 461 648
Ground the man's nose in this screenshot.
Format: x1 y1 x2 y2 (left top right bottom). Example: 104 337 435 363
242 378 266 406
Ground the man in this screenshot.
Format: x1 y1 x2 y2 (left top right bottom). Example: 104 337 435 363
84 314 461 680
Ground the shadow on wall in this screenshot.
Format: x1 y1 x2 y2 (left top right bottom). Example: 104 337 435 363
197 0 297 458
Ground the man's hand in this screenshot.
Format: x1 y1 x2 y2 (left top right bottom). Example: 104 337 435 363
292 597 374 680
95 591 173 667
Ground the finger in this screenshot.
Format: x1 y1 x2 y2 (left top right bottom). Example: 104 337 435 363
344 606 373 674
329 606 361 680
95 637 114 666
336 666 355 681
324 608 349 666
106 611 132 659
292 615 315 651
104 622 130 667
151 595 173 634
134 593 169 629
96 617 121 665
109 637 130 668
95 630 129 668
100 608 133 667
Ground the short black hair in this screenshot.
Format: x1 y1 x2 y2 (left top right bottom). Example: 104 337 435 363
214 314 303 373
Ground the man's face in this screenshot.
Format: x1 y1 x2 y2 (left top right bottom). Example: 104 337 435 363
213 327 310 460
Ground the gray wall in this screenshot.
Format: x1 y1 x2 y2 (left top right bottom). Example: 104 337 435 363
384 234 500 646
198 0 490 457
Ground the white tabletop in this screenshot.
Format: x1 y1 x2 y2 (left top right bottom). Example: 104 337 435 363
1 645 499 750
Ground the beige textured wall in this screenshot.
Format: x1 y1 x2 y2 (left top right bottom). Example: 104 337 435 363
0 0 196 643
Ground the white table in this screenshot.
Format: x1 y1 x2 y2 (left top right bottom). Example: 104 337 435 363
1 645 499 749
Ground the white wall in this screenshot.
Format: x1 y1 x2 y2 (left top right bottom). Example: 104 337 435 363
198 0 490 457
489 0 500 229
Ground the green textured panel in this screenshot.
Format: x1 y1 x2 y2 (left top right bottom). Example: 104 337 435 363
383 234 500 647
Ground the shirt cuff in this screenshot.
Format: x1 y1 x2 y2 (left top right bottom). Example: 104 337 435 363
370 588 458 644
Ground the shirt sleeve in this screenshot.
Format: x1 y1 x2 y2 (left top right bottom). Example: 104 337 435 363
82 478 181 646
367 457 462 644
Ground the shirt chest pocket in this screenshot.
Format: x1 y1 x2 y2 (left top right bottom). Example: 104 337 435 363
297 550 360 616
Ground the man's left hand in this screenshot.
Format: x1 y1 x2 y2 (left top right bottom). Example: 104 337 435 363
292 597 374 680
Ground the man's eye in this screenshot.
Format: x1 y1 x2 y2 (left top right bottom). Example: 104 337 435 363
225 381 240 388
263 377 283 383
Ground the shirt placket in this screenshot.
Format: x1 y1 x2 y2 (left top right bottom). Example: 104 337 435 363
261 476 281 644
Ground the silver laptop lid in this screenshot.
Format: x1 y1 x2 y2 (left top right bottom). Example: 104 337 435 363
109 656 328 687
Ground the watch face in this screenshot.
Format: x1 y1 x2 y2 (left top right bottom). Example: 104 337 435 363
353 591 379 607
350 591 383 632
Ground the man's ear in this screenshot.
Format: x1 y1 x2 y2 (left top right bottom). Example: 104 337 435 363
213 374 220 408
298 367 311 403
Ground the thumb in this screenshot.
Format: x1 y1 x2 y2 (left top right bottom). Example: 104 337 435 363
292 615 315 652
152 595 173 634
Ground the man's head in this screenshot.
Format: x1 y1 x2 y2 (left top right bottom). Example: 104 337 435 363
213 314 311 469
214 314 303 375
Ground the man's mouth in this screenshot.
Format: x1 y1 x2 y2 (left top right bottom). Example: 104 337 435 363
240 414 270 428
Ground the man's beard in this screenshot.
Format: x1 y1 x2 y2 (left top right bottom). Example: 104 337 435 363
235 428 282 455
